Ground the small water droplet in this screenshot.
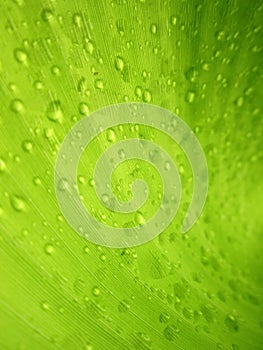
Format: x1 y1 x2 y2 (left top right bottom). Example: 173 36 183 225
185 90 196 103
150 23 157 34
10 195 26 212
51 65 61 76
106 128 116 142
118 149 125 159
89 178 95 187
41 8 53 22
34 80 44 90
164 161 171 171
142 89 152 102
22 140 33 152
0 158 6 173
135 86 142 98
100 253 106 261
84 40 94 55
163 324 180 341
78 102 89 115
114 56 124 71
10 99 24 113
73 13 82 27
118 300 130 312
78 77 88 93
170 15 177 26
235 96 244 107
58 178 70 192
92 286 100 296
94 79 104 90
47 100 63 122
14 48 28 63
33 176 41 185
44 243 55 255
225 314 239 332
83 246 90 254
159 312 170 323
135 211 145 225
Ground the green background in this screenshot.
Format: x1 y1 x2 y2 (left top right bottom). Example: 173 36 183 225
0 0 262 349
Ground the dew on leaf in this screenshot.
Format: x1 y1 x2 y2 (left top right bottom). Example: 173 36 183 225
94 79 104 90
78 102 89 115
14 49 28 63
44 243 55 255
0 158 6 173
46 100 63 122
106 128 116 143
22 140 33 152
10 195 27 212
163 324 180 341
114 56 125 71
225 314 239 332
92 286 100 297
142 89 152 102
10 99 24 113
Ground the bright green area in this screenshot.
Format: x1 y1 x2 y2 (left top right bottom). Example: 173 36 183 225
0 0 263 349
78 123 190 228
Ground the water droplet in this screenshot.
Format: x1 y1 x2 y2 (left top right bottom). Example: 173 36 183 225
106 128 116 143
22 140 33 152
10 99 24 113
14 48 28 63
78 77 88 93
84 40 94 55
185 90 196 103
83 246 90 254
0 158 6 173
118 300 130 312
118 149 125 159
135 211 145 225
163 324 180 341
33 176 41 185
46 100 63 122
10 195 26 212
94 79 104 90
159 312 170 323
114 56 124 71
135 86 142 98
73 13 82 27
92 286 100 297
78 102 89 115
51 65 61 76
170 15 177 26
41 8 53 22
225 314 239 332
34 80 44 90
100 253 106 261
235 96 244 107
44 243 54 255
164 161 171 171
142 89 152 102
58 178 70 192
89 178 95 187
150 23 157 34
